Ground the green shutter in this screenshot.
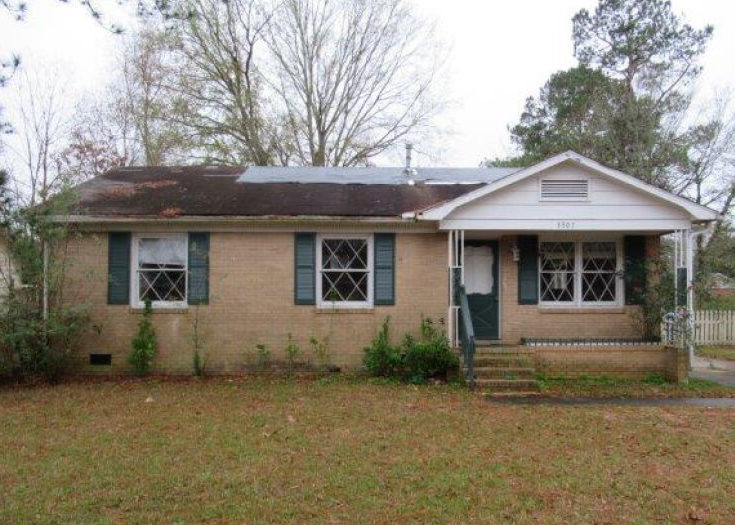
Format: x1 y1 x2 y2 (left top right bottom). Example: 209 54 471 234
107 232 131 305
624 235 646 305
676 267 687 307
517 235 538 305
295 233 316 305
188 233 210 305
374 233 395 305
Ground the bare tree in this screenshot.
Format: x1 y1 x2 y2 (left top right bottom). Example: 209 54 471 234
2 69 71 206
119 27 190 165
676 90 735 218
266 0 443 166
165 0 279 165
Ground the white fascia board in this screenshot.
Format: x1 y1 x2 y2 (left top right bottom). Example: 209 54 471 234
419 151 720 222
438 218 694 231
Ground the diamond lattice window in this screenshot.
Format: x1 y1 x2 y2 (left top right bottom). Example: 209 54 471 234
581 242 617 303
135 236 187 306
539 242 575 303
539 240 620 306
320 237 370 304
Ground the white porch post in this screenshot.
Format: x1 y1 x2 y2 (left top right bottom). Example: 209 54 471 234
447 229 464 346
674 228 697 362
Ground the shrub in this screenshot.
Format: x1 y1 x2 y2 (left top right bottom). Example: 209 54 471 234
128 299 157 375
254 344 271 370
191 306 206 376
0 186 90 383
0 298 89 383
363 317 402 377
285 333 300 375
309 335 331 372
402 317 458 384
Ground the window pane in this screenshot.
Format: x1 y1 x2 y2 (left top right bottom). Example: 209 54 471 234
539 242 575 302
137 236 187 304
582 242 617 303
322 271 368 302
320 238 369 303
322 239 368 270
139 269 186 302
138 238 187 266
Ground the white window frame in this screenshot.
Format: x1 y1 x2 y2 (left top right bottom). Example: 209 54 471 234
538 237 623 308
130 233 188 309
316 233 374 309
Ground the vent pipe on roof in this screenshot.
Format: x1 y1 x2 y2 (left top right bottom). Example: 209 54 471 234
404 143 417 184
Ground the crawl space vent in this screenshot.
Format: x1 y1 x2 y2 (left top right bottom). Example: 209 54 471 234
89 353 112 366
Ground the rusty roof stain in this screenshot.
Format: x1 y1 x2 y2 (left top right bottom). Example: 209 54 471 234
70 166 484 218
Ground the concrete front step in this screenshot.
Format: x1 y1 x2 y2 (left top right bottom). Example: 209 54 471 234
473 355 534 368
475 378 540 392
475 346 534 355
472 367 536 380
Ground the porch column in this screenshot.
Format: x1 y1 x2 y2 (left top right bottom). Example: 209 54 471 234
673 228 697 364
673 228 694 313
447 229 464 346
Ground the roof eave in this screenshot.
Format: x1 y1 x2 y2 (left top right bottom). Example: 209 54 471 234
52 214 421 224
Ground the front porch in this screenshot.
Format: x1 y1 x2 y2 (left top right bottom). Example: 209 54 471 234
446 229 695 390
411 152 716 387
462 341 689 393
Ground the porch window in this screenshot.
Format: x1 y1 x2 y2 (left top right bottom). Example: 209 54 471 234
539 240 620 306
581 242 617 303
539 242 575 303
317 234 373 307
132 234 187 308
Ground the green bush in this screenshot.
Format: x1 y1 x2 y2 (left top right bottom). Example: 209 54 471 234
285 333 300 375
309 335 331 372
402 318 458 384
128 299 157 375
0 297 89 383
363 317 402 377
363 317 457 383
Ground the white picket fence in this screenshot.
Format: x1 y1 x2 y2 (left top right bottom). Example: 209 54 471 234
692 310 735 345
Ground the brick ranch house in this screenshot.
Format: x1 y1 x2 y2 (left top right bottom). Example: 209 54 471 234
58 151 718 384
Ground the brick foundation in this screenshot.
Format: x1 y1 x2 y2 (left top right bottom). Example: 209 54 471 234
531 345 689 382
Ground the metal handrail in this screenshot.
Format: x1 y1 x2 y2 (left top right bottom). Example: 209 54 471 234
457 284 476 385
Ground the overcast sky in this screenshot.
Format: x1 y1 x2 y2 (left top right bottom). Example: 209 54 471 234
1 0 733 167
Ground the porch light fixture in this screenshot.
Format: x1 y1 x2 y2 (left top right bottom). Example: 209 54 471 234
511 243 520 262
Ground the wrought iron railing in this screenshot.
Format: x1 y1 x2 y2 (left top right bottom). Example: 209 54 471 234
457 284 476 385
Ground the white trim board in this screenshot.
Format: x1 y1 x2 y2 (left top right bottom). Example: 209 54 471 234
439 219 694 231
419 151 720 223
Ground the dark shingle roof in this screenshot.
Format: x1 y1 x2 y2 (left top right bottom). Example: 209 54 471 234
70 166 486 218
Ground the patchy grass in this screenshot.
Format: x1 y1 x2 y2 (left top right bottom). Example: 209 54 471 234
537 374 735 398
2 378 735 524
698 345 735 362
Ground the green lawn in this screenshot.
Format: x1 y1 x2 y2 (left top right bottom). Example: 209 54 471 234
2 378 735 524
698 345 735 362
537 374 735 398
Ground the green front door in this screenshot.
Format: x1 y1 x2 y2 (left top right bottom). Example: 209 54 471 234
465 240 499 340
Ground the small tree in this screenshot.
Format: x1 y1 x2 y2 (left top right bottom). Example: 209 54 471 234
129 299 157 375
191 306 206 376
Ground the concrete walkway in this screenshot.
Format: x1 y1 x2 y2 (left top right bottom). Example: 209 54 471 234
691 355 735 388
486 396 735 407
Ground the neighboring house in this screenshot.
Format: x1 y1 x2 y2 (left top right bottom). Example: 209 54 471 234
0 232 18 298
59 151 718 383
710 273 735 297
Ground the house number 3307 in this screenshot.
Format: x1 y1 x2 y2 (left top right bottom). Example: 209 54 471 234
556 221 575 229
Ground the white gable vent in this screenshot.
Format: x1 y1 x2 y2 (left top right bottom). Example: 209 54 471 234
540 179 589 201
